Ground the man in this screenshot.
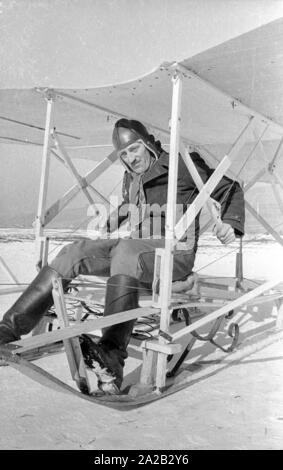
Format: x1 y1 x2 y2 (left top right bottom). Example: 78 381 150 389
0 118 245 394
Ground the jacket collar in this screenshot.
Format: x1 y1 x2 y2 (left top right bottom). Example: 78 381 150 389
142 151 169 184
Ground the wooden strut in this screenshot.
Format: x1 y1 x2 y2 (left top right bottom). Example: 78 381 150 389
180 142 222 228
51 130 96 206
144 88 252 392
34 89 120 259
155 71 183 392
197 133 283 247
149 101 253 392
51 276 91 394
35 95 54 265
43 150 117 228
252 129 283 216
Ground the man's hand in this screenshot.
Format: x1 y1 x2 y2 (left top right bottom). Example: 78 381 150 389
213 222 236 245
87 208 108 240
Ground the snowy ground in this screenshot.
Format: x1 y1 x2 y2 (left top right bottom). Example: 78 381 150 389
0 231 283 450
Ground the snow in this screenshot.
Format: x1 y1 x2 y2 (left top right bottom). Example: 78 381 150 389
0 230 282 450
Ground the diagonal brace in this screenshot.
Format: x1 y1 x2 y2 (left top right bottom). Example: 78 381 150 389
51 130 95 206
43 151 118 226
175 119 254 241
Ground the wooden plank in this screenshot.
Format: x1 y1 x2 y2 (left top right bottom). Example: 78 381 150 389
175 118 253 241
0 286 25 296
140 349 156 386
11 306 158 354
180 143 222 228
175 155 232 240
195 144 242 184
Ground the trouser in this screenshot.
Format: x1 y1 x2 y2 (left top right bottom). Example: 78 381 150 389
50 237 196 284
0 237 196 346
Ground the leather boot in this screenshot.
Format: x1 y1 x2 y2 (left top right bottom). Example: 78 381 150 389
0 266 70 345
80 274 139 394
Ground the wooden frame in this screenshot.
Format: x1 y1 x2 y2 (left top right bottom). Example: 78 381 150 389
1 59 283 404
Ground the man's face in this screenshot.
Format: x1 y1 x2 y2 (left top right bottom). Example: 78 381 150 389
118 140 151 174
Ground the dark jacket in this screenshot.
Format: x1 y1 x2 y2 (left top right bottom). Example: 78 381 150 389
109 150 245 241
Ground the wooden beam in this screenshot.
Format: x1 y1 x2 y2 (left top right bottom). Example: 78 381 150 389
52 277 91 393
175 119 253 240
195 145 241 183
0 286 25 296
10 306 158 354
156 71 183 391
180 143 222 228
34 97 54 259
175 155 232 240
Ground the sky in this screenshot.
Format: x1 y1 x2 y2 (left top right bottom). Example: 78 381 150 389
1 0 283 88
1 0 283 226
